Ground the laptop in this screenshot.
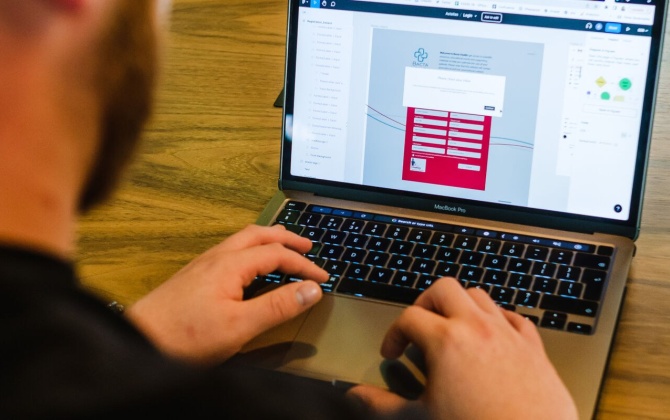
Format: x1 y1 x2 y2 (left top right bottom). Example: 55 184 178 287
240 0 667 417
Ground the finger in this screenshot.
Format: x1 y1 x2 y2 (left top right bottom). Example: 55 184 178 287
466 286 501 315
234 243 329 288
381 305 447 360
215 224 313 254
501 310 544 347
234 280 323 339
414 277 479 318
346 385 410 414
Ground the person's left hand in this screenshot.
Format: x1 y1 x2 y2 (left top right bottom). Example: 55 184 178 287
126 224 328 365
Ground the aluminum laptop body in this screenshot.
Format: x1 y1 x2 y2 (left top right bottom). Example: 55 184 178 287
241 1 667 418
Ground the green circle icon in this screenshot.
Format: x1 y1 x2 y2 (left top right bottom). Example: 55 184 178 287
619 78 632 91
601 92 611 100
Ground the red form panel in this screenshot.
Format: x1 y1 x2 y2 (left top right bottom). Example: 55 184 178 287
402 107 492 190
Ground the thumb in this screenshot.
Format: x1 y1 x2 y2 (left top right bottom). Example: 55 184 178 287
238 280 323 338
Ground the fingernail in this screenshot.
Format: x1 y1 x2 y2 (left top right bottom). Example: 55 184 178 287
296 282 321 306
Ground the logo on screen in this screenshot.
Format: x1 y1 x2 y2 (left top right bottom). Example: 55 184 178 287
413 48 429 67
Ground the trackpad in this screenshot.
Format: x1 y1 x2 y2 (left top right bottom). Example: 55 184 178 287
281 295 409 387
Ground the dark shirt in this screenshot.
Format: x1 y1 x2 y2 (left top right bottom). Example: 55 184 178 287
0 246 426 419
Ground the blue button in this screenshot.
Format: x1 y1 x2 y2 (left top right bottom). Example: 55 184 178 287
605 23 622 33
310 0 320 8
333 209 353 217
311 206 332 214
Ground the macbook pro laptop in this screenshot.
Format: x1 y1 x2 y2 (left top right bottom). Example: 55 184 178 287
240 0 667 417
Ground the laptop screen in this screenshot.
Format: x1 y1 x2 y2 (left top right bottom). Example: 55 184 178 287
281 0 665 232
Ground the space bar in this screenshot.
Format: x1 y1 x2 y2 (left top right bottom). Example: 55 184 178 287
336 278 421 305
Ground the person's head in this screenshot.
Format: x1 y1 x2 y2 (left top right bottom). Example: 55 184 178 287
0 0 168 213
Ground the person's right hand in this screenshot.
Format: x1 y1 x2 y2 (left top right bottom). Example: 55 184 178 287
348 277 578 420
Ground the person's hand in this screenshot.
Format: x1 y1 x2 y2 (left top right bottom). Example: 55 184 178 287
126 224 328 365
348 277 578 420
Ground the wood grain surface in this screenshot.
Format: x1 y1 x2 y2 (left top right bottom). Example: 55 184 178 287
75 1 670 418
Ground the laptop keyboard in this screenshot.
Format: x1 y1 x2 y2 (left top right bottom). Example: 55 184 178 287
246 201 613 335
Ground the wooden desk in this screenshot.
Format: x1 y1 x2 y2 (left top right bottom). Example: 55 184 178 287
76 0 670 418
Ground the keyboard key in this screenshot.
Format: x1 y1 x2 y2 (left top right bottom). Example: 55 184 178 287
319 216 343 230
491 286 515 304
515 290 540 308
298 212 322 227
363 222 388 236
483 254 508 270
556 265 581 281
533 278 558 294
466 282 490 292
531 262 558 278
482 269 508 286
507 258 532 274
541 311 567 330
276 209 301 224
408 228 432 243
368 237 391 252
501 243 525 257
525 246 549 261
310 205 333 214
322 230 347 245
548 249 574 264
567 322 593 335
507 273 532 289
411 259 436 274
597 246 614 256
344 233 369 248
365 251 390 267
285 201 307 211
369 267 394 284
459 266 483 282
307 256 327 268
306 242 322 257
389 240 415 255
435 247 461 262
342 219 366 233
342 248 367 263
386 226 409 240
435 262 460 277
344 263 371 280
302 226 326 241
337 278 421 305
319 276 340 293
459 251 484 266
388 255 413 271
412 244 438 259
455 226 475 235
581 269 607 301
540 294 598 317
320 244 344 260
416 275 439 290
522 314 540 325
333 209 353 217
323 260 348 276
574 253 610 270
558 281 583 298
392 271 418 287
477 239 501 254
430 232 455 247
278 223 303 235
454 235 478 250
